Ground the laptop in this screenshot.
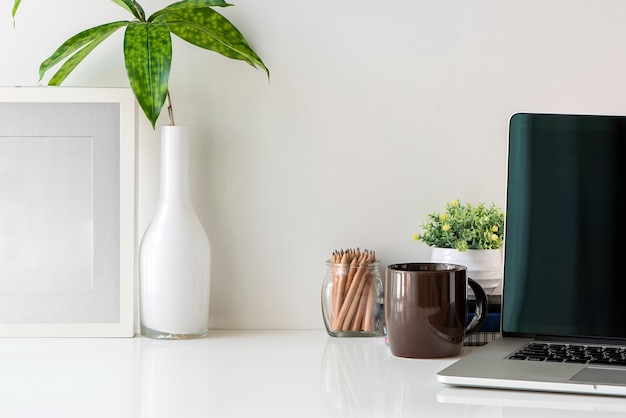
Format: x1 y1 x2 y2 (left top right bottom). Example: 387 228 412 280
437 112 626 396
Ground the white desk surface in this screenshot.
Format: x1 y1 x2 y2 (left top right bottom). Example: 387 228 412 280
1 330 626 417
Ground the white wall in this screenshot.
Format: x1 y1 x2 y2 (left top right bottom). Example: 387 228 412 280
2 0 626 330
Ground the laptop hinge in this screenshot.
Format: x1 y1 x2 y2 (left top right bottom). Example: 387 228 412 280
535 335 626 346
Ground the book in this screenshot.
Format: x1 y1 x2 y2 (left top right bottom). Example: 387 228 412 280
465 294 501 346
464 330 500 346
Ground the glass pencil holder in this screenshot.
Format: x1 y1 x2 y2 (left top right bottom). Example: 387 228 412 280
321 260 384 337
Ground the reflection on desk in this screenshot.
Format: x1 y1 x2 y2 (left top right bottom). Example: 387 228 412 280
0 331 623 417
437 386 626 415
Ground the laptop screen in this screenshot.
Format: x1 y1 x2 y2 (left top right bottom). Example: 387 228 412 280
502 113 626 342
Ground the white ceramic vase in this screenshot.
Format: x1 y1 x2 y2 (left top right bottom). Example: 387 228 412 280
139 126 211 339
429 247 502 296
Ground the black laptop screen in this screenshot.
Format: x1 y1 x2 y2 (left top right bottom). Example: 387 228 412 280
502 113 626 341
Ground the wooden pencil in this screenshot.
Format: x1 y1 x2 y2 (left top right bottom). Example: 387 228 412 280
350 275 371 331
338 253 371 330
362 273 376 331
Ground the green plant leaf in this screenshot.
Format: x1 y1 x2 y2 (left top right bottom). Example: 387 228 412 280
151 4 268 77
172 0 232 7
110 0 145 21
39 21 129 83
49 34 112 85
151 0 233 14
12 0 21 19
124 21 172 128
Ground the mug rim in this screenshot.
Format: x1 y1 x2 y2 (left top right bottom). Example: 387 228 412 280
386 262 467 272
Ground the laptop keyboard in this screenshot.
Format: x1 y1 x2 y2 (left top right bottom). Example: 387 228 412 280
509 342 626 366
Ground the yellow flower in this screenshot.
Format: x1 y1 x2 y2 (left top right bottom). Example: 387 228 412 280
440 213 448 221
451 200 458 206
492 226 499 232
442 224 451 231
412 234 419 241
491 234 499 241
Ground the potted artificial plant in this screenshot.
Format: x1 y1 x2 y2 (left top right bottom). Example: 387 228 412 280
413 199 505 295
13 0 269 339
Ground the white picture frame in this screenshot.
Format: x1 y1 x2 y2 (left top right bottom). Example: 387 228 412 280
0 87 136 337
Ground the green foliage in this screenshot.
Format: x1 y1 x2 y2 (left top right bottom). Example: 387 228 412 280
39 22 130 85
413 199 505 251
111 0 144 20
27 0 268 128
123 21 172 128
12 0 21 25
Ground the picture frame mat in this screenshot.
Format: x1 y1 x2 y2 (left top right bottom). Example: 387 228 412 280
0 87 135 337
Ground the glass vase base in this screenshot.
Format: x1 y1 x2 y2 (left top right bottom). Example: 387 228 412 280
325 329 382 338
140 324 209 340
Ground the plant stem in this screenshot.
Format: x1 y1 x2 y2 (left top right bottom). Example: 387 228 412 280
166 91 175 126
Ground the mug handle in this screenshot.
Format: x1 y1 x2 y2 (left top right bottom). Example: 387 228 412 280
465 278 489 335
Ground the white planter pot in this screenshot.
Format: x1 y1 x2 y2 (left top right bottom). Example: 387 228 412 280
429 247 502 296
139 126 211 339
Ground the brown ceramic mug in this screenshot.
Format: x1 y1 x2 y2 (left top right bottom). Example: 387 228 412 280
384 263 488 359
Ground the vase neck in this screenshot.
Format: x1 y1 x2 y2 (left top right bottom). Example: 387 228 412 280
160 126 191 202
